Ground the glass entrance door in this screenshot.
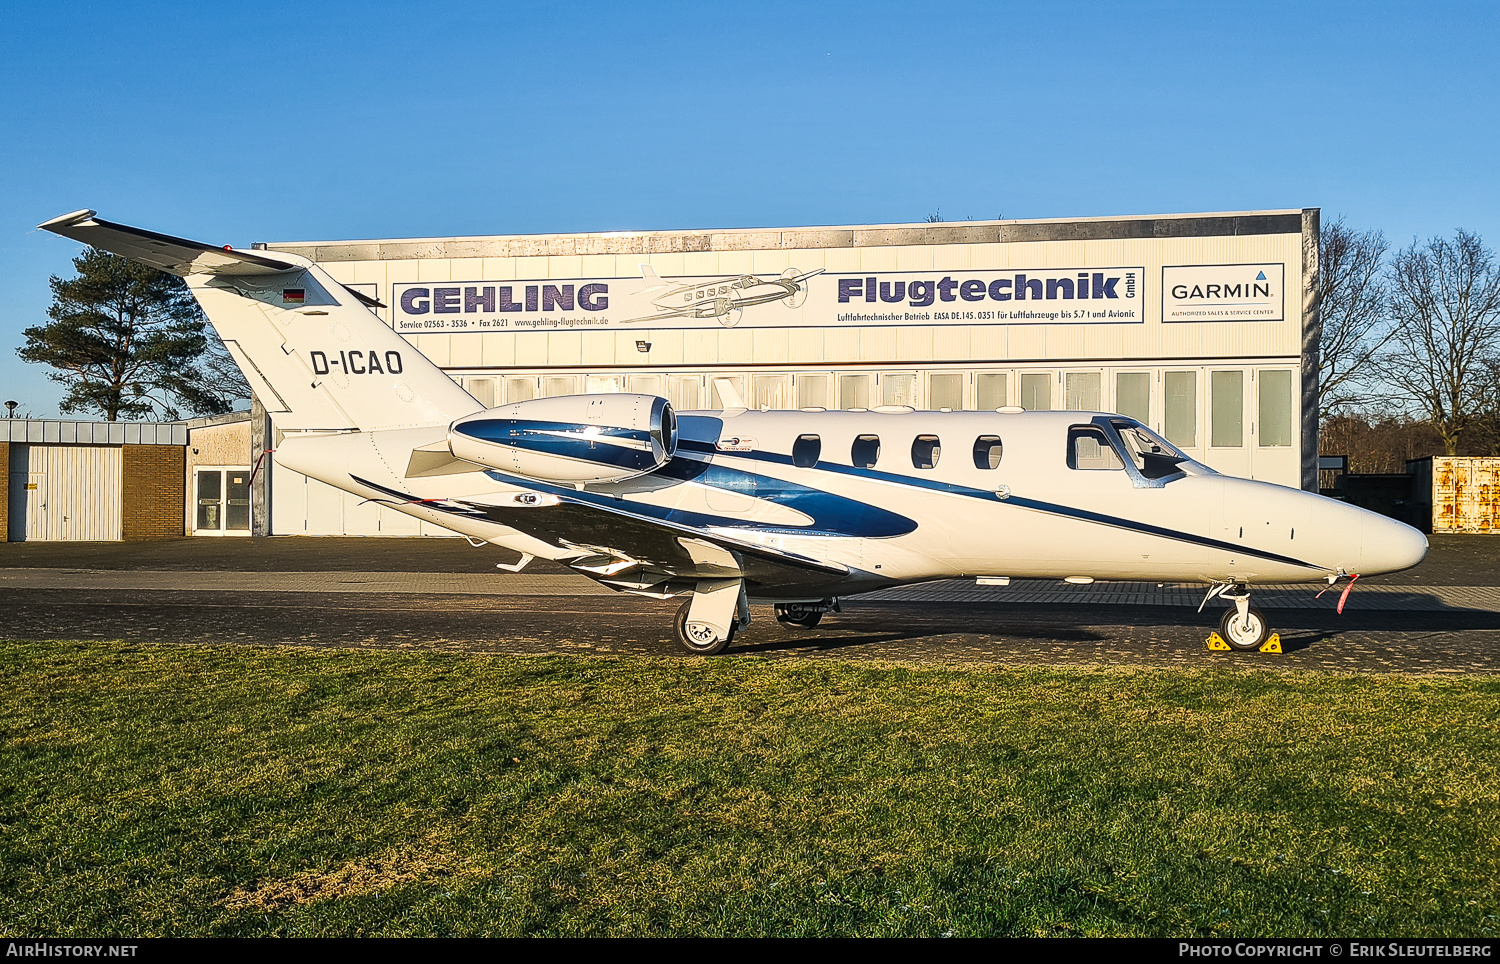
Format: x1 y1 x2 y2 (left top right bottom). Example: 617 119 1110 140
195 467 251 535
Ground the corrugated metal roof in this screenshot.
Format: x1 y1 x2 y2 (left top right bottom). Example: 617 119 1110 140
0 419 187 446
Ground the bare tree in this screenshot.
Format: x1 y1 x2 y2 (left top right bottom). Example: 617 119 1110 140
1384 230 1500 455
1317 219 1393 414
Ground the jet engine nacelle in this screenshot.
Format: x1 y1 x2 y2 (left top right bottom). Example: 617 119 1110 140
448 394 677 484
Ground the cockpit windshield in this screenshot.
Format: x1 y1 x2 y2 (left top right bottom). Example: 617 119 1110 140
1109 419 1205 480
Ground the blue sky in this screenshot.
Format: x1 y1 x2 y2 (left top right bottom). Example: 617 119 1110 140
4 0 1498 418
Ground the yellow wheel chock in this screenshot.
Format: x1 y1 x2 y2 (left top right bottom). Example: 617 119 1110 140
1205 632 1282 653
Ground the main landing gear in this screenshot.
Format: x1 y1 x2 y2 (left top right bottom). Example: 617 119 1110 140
672 578 750 656
671 585 839 655
1209 584 1273 652
775 598 838 630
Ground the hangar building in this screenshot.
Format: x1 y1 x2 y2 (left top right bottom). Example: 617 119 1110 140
245 208 1319 537
7 209 1322 541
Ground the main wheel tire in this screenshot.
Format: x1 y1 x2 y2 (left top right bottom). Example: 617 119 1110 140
674 599 734 656
775 606 822 629
1219 604 1270 652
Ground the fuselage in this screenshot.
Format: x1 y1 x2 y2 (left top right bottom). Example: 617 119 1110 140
276 407 1428 598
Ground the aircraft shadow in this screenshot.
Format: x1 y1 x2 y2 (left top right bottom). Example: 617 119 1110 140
736 592 1500 657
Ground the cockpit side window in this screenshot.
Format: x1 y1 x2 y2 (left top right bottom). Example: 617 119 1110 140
852 434 881 468
973 435 1003 469
911 435 941 470
792 434 821 468
1067 426 1124 470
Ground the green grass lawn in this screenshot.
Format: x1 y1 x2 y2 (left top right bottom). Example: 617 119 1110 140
1 638 1497 937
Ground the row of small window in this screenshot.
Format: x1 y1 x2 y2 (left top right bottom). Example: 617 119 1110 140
791 434 1004 471
462 368 1295 449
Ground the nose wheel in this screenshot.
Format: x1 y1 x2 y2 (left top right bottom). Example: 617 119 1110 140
1218 601 1270 651
1204 583 1276 652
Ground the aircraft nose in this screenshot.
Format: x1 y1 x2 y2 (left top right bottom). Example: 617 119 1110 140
1359 513 1428 576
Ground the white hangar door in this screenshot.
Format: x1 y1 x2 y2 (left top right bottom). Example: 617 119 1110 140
269 460 455 537
6 444 123 541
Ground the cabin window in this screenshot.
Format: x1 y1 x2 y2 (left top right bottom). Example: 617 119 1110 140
852 434 881 468
973 436 1003 469
792 434 821 468
1067 426 1124 470
911 435 941 469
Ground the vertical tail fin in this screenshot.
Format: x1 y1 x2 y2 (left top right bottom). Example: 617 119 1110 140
39 211 482 431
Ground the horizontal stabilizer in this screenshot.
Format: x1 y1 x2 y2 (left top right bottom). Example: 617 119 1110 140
38 210 383 306
40 210 478 432
39 210 300 277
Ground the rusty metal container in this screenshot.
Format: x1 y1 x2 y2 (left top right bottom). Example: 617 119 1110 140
1410 456 1500 533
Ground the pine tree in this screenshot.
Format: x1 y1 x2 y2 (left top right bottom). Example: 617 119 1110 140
19 248 248 420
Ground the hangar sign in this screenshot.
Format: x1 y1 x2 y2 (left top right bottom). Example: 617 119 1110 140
1162 263 1285 322
393 266 1144 333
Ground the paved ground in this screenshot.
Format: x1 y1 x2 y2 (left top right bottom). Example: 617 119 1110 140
2 536 1498 674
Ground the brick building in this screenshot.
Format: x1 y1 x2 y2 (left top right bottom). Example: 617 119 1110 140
3 419 187 541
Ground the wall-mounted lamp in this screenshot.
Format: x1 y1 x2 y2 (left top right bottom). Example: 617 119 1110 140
4 401 17 419
635 340 652 353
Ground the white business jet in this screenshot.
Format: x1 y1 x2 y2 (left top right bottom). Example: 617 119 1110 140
40 211 1428 655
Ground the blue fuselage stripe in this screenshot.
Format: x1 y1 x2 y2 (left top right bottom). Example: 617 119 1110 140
679 441 1320 570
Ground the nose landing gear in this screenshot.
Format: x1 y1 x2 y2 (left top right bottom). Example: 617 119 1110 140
1218 588 1271 651
1203 583 1277 652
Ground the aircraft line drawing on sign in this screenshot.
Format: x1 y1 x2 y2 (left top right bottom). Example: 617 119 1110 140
620 265 826 327
41 210 1427 656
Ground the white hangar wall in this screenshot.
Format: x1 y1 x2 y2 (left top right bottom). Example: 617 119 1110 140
260 209 1319 537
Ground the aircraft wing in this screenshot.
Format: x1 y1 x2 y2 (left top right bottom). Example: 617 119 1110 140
349 471 847 592
466 494 849 593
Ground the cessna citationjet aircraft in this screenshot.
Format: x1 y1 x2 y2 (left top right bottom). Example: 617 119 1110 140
620 264 824 327
41 210 1428 655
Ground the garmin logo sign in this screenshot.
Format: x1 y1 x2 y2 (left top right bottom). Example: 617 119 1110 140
1162 264 1285 322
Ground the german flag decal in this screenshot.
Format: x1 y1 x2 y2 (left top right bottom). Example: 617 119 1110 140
282 289 305 304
